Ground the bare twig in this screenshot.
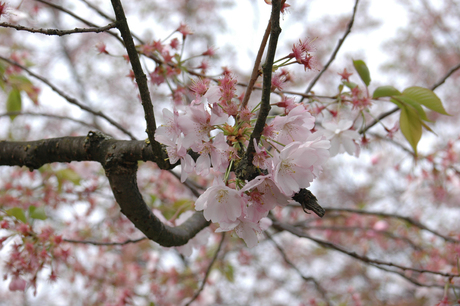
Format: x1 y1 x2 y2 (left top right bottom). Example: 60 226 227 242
271 218 460 279
301 0 360 100
265 231 331 306
241 19 271 109
431 61 460 91
79 0 145 45
35 0 123 44
63 237 147 246
324 207 460 243
0 56 137 140
0 22 117 36
185 233 226 306
296 225 422 250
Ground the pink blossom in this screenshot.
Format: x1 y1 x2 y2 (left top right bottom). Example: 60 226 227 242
195 183 245 224
9 276 27 291
271 105 315 145
322 119 360 157
271 137 330 196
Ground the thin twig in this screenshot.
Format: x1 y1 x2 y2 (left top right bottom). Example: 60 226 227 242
185 233 226 306
79 0 145 45
241 19 271 109
0 56 137 140
265 231 331 306
324 207 460 243
296 225 422 250
0 22 117 36
301 0 360 100
271 218 460 278
431 61 460 91
63 237 147 246
35 0 123 44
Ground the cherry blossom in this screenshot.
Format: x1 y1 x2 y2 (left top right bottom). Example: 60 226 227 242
195 183 245 224
322 119 360 157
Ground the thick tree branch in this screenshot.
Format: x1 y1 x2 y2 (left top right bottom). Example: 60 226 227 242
110 0 168 169
0 56 136 140
0 132 208 247
301 0 360 100
0 22 117 36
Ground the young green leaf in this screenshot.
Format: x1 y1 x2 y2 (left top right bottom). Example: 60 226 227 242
399 104 422 155
372 86 402 99
402 86 449 115
6 207 27 223
394 95 430 122
6 88 22 120
29 206 47 220
353 59 371 86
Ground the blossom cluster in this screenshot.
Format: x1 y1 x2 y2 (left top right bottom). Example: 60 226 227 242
154 71 360 248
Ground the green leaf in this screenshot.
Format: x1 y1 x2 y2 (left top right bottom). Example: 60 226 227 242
353 59 371 86
55 168 81 192
402 86 449 115
6 88 22 120
223 262 234 282
394 96 430 122
399 104 422 155
6 207 27 223
342 81 358 90
29 206 47 220
372 86 402 99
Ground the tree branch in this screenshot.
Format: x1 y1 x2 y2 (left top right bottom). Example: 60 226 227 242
64 237 147 245
0 56 136 140
35 0 124 44
301 0 360 100
324 207 460 243
241 19 271 110
244 0 282 168
0 22 117 36
110 0 168 169
0 132 208 247
271 217 460 279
